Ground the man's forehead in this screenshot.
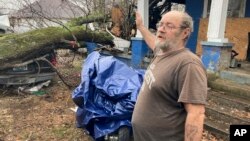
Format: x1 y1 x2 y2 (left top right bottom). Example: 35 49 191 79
161 12 183 24
165 10 184 16
163 11 183 18
158 21 175 26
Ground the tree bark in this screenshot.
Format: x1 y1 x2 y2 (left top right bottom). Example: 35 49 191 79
0 26 113 69
66 14 110 27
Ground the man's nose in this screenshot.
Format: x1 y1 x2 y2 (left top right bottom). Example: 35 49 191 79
156 24 166 32
157 27 165 33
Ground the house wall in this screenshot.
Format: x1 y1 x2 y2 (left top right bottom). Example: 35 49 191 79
10 18 68 33
196 18 250 60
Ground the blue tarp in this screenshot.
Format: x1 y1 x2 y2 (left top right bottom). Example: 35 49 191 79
72 51 145 139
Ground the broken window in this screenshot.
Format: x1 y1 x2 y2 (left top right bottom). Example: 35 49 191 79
204 0 246 18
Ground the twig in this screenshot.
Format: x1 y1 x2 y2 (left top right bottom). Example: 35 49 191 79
40 58 73 89
25 131 33 141
0 54 49 70
29 2 80 47
0 55 73 89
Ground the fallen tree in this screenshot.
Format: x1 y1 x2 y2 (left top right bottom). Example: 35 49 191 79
0 25 114 69
66 14 110 27
0 5 136 70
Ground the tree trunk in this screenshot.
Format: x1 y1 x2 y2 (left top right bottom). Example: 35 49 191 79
66 14 110 27
0 26 113 69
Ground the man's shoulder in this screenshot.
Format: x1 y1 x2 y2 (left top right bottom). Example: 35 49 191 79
175 49 206 72
178 49 202 63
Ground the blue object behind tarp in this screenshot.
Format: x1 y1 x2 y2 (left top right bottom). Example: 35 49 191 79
72 51 145 139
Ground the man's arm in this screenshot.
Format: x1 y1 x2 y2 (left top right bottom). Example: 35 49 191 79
135 12 156 50
184 103 205 141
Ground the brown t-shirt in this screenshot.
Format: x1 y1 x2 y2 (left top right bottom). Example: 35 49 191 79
131 48 207 141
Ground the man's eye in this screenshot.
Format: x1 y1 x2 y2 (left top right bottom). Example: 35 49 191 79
167 24 174 28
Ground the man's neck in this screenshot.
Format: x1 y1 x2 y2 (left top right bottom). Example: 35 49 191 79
157 45 185 56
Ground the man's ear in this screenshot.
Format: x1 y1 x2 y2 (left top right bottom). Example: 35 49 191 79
182 28 191 40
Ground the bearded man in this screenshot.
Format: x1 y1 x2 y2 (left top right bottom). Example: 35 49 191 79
131 10 207 141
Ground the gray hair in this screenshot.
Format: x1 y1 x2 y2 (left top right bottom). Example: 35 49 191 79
180 12 194 32
178 11 194 43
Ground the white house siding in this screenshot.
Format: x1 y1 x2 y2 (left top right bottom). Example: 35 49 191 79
11 18 68 33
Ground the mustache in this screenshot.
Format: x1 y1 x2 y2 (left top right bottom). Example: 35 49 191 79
155 39 170 50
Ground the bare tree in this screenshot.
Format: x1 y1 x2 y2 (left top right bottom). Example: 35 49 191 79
0 0 103 32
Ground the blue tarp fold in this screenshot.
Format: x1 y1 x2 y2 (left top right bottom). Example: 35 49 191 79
72 51 144 139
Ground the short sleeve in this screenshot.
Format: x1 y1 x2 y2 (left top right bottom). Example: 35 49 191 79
177 63 207 105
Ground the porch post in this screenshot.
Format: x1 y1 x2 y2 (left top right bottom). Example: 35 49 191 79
201 0 233 73
131 0 149 68
207 0 229 42
136 0 148 38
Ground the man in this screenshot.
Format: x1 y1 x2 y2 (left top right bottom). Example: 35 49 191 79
131 10 207 141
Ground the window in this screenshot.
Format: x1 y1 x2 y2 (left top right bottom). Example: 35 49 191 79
204 0 246 18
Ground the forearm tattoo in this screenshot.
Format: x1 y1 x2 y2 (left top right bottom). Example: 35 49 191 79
186 124 199 141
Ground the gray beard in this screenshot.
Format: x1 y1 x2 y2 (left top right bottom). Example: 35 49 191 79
155 39 170 50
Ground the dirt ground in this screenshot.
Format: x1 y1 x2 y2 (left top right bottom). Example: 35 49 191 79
0 53 94 141
0 52 221 141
